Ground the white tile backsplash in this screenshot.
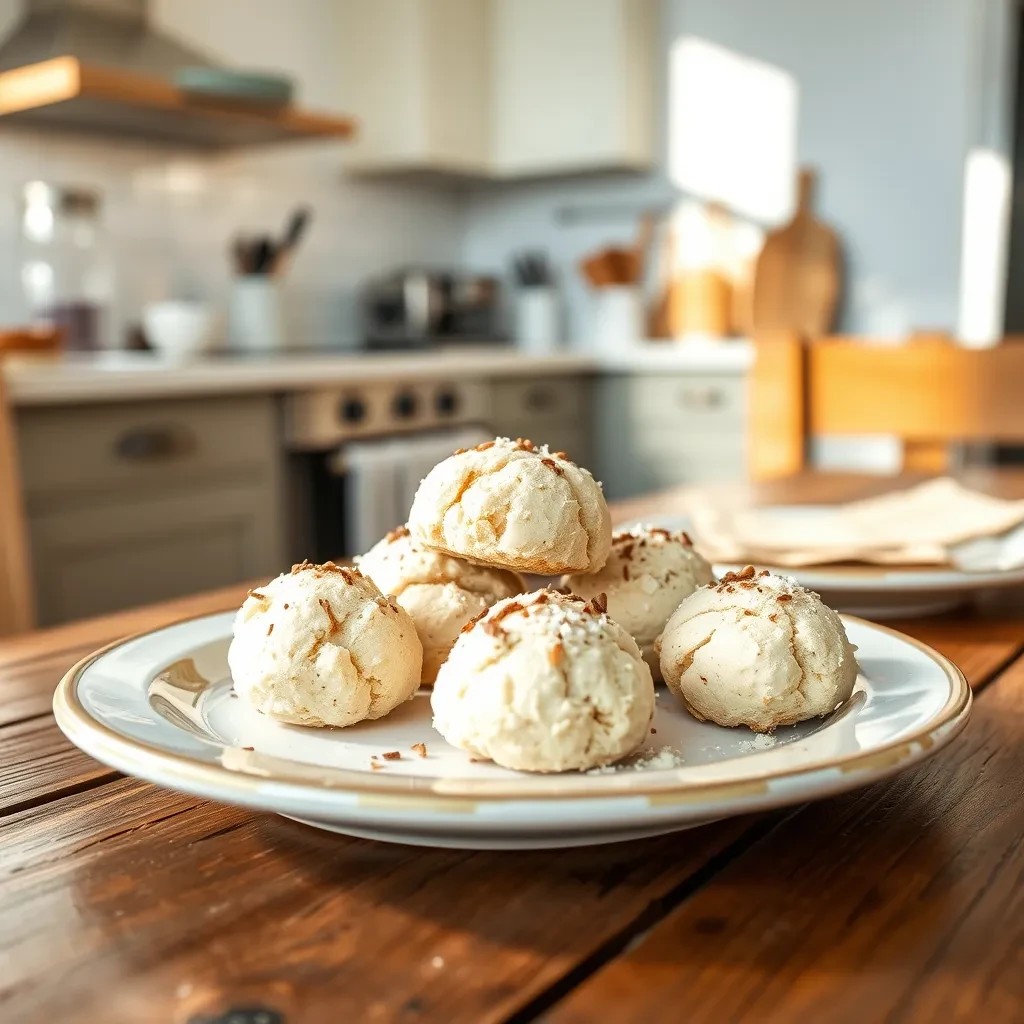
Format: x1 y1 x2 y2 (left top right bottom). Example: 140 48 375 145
0 127 463 349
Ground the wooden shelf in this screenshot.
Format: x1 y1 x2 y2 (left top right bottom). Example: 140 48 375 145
0 57 356 149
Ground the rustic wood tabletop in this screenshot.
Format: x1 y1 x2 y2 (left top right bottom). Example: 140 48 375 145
2 475 1022 1023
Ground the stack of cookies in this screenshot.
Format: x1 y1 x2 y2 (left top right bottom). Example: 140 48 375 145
228 436 859 773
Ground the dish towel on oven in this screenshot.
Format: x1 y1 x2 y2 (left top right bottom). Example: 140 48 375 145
339 427 489 555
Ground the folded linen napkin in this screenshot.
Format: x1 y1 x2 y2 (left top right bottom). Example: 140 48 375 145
689 478 1024 568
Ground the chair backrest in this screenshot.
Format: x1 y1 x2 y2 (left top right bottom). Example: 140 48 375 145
0 372 35 636
749 333 1024 479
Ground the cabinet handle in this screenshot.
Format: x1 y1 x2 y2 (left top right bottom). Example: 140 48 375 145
678 386 725 410
114 425 197 461
524 387 555 411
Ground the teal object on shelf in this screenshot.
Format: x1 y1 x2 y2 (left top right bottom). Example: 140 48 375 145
175 67 295 106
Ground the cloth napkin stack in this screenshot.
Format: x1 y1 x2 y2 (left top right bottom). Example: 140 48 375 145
690 478 1024 569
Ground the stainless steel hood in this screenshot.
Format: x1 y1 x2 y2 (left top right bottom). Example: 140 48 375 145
0 0 355 148
0 0 215 76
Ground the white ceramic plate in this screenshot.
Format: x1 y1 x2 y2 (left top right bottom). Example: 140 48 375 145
638 509 1024 618
54 611 970 849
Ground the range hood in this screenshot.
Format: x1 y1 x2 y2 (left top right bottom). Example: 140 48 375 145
0 0 354 148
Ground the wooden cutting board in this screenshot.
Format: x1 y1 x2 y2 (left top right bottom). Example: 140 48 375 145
752 168 841 336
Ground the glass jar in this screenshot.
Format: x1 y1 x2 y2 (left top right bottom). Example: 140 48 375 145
19 182 114 350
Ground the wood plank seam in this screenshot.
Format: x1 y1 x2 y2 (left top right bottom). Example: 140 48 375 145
0 771 120 821
502 814 792 1024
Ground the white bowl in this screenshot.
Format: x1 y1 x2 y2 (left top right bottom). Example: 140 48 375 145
143 301 221 358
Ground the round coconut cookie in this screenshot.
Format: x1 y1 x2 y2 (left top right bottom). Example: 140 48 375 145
656 566 858 732
431 589 654 772
407 437 612 575
563 525 714 679
356 525 524 683
227 560 422 728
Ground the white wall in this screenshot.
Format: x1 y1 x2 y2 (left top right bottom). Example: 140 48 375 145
459 0 987 344
0 0 463 348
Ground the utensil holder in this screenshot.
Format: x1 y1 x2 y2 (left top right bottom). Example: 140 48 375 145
592 286 644 352
228 276 285 352
515 287 561 353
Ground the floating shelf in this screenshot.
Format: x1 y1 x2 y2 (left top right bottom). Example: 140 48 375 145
0 56 356 148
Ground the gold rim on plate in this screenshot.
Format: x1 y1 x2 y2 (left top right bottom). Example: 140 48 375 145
52 611 972 811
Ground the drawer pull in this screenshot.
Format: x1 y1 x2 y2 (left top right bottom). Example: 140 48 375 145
679 386 725 410
114 426 196 461
524 387 555 412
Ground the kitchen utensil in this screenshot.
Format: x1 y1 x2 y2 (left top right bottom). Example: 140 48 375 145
54 610 969 848
512 251 551 288
620 213 656 284
272 206 312 276
142 300 221 359
752 167 841 335
580 251 615 288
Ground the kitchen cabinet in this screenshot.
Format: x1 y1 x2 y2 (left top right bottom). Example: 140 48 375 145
595 373 747 499
338 0 655 178
17 396 285 626
486 375 594 468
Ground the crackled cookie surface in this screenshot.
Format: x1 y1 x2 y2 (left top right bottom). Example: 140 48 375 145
356 526 524 683
227 561 422 727
656 567 858 732
431 589 654 772
564 525 714 678
407 437 612 575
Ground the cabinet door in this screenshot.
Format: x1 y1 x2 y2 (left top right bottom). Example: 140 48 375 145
491 0 655 175
28 484 284 626
596 375 746 498
339 0 490 173
486 376 593 467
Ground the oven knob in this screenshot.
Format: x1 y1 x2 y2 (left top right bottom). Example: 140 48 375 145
393 391 418 419
339 396 366 424
435 388 459 416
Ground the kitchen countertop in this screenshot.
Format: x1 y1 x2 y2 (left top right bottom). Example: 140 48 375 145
2 340 754 406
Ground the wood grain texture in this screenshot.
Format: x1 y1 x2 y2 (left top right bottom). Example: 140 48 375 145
750 335 1024 474
749 332 806 480
0 716 117 815
546 660 1024 1024
0 372 34 636
0 778 763 1024
0 57 355 148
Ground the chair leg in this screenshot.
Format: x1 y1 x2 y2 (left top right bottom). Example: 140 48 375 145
749 331 807 480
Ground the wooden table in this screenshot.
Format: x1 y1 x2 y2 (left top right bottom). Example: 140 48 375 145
3 476 1023 1023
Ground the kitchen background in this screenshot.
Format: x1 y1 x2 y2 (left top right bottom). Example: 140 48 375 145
0 0 1013 345
0 0 1020 631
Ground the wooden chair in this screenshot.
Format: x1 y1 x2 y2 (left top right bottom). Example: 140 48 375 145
0 371 35 636
749 332 1024 480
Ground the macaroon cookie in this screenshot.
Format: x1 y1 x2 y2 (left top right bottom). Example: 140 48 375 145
356 525 524 683
431 589 655 772
656 566 859 732
564 525 714 678
408 437 612 575
228 560 422 728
